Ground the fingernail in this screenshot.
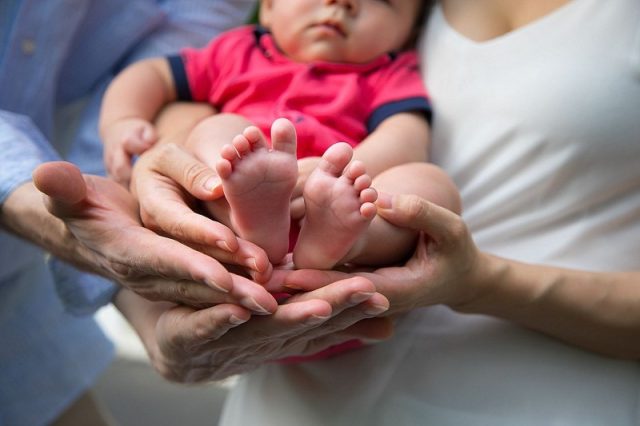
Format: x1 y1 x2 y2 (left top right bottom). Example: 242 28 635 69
204 176 221 192
363 304 388 316
376 192 393 209
206 278 229 294
305 314 330 326
241 297 271 315
229 315 248 326
349 291 375 304
245 257 258 271
282 283 302 291
216 240 233 252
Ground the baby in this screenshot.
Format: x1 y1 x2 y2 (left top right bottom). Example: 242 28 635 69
100 0 460 272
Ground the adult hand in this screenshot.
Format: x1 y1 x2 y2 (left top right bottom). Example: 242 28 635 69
31 161 277 313
277 193 640 359
282 193 487 315
116 276 391 383
131 140 272 283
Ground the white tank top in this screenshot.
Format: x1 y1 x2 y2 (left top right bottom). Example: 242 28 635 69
221 2 640 425
425 0 640 270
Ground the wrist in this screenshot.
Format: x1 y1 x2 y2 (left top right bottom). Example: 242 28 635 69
2 182 77 258
452 253 551 317
449 252 511 313
114 289 165 364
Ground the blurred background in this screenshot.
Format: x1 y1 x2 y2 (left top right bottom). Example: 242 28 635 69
93 306 234 426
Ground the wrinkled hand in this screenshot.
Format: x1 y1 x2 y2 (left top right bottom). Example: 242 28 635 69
101 118 158 186
282 193 484 315
32 161 277 312
119 276 391 383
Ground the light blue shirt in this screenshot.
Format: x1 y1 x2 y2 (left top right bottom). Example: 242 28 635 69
0 1 254 424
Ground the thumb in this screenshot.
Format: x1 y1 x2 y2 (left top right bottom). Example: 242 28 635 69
151 144 224 200
376 192 460 241
32 161 88 218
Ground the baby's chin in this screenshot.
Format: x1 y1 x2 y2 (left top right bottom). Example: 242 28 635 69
293 51 382 65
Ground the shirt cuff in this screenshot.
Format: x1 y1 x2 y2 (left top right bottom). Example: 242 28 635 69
0 111 61 204
48 257 120 316
367 97 432 133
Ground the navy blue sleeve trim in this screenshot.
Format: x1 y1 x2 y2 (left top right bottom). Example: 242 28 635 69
167 55 192 101
367 97 432 133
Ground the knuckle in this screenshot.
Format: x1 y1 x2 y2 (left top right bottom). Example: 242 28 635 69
148 351 176 381
404 194 428 221
447 216 469 241
173 281 192 301
155 142 178 164
194 323 213 340
140 210 160 230
141 289 164 302
110 261 136 280
166 213 192 241
182 161 208 189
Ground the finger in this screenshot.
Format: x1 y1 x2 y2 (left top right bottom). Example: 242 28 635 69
111 226 236 294
32 161 87 217
286 276 388 317
212 298 335 350
261 261 296 293
136 175 240 252
226 273 278 314
108 148 133 187
297 293 389 350
192 238 271 277
283 268 352 292
148 143 224 201
129 277 229 307
303 317 394 354
376 193 462 241
130 268 277 314
160 303 252 349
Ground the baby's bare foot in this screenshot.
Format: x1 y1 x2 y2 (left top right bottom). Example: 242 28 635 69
293 142 377 269
216 118 298 263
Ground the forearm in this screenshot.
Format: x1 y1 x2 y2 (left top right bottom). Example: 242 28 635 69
154 102 216 146
353 112 429 177
459 254 640 359
375 194 640 360
100 58 176 133
113 289 167 367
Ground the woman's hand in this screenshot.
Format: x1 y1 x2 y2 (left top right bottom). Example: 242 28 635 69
283 193 640 359
281 193 488 315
